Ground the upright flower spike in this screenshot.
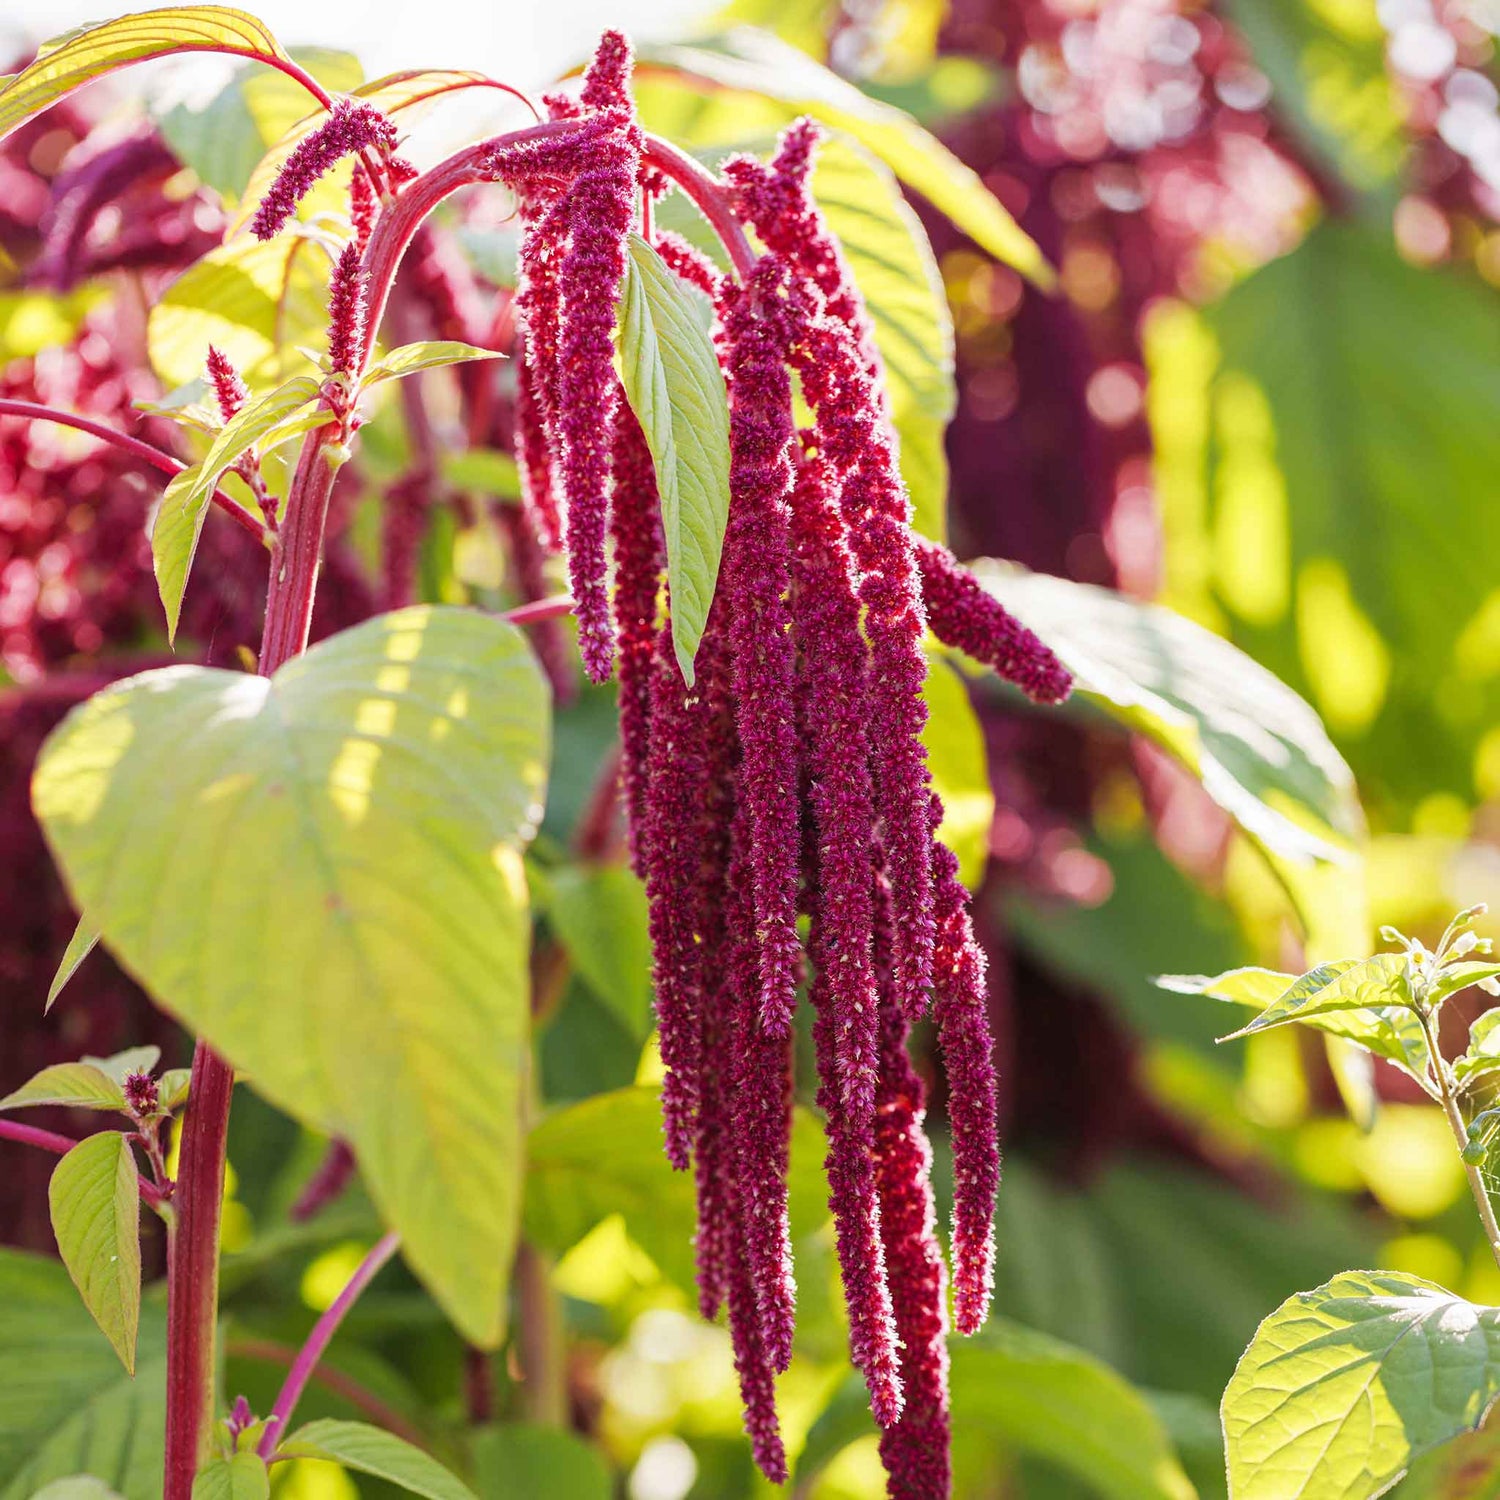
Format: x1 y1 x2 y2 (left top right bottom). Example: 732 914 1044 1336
251 98 399 242
349 162 377 253
326 242 367 380
205 346 248 423
915 539 1072 705
719 259 802 1035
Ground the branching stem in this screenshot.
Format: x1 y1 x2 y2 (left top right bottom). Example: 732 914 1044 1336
0 1118 168 1207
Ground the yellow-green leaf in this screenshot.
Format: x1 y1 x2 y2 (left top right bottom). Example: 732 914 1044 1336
48 1134 141 1373
615 233 730 685
32 607 550 1347
1224 1271 1500 1500
46 917 99 1013
275 1420 477 1500
1 1063 125 1113
152 375 318 641
638 29 1052 287
190 1454 268 1500
922 654 993 889
361 341 504 390
0 6 298 144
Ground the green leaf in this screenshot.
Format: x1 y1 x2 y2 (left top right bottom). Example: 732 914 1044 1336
152 376 318 641
1222 1270 1500 1500
47 917 100 1013
470 1423 611 1500
615 232 730 685
149 232 332 391
32 606 550 1347
361 341 504 390
48 1134 141 1374
544 864 653 1038
0 7 299 144
31 1481 127 1500
1220 953 1415 1040
1455 1011 1500 1089
157 48 363 199
158 1069 193 1112
81 1047 163 1087
525 1086 829 1294
922 654 993 888
973 561 1364 868
1219 0 1404 196
276 1420 478 1499
1 1063 126 1113
639 28 1052 288
1429 961 1500 1009
1159 957 1431 1084
1149 227 1500 814
190 1454 269 1500
0 1249 166 1498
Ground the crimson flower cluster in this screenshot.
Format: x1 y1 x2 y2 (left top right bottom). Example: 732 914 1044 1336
492 34 1071 1496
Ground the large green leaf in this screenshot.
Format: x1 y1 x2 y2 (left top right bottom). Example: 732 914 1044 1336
1223 1271 1500 1500
470 1423 611 1500
638 28 1051 287
276 1420 477 1499
543 863 653 1039
1219 953 1414 1039
190 1455 269 1500
0 1249 166 1498
157 47 363 200
524 1086 829 1293
32 606 550 1347
1220 0 1404 196
1148 226 1500 812
151 376 319 641
615 232 730 686
975 561 1364 868
148 232 332 390
0 7 300 143
48 1135 142 1375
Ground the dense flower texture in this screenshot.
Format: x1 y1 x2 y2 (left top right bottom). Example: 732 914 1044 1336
494 34 1072 1497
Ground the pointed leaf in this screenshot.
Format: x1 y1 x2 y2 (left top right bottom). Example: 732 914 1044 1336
639 29 1052 288
1429 961 1500 1009
47 917 99 1012
1221 953 1416 1041
152 376 318 640
0 7 299 144
975 562 1364 869
1156 967 1297 1009
48 1134 141 1373
81 1047 163 1087
190 1454 269 1500
1223 1270 1500 1500
361 341 504 390
1455 1011 1500 1088
1 1064 126 1113
275 1420 477 1499
157 1069 193 1112
32 606 549 1347
615 233 730 685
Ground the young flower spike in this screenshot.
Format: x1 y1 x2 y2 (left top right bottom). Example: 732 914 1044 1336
205 346 248 423
326 241 368 380
250 98 400 241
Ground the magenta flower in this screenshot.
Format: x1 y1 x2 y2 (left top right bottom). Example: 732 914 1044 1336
325 241 367 379
205 346 248 423
251 98 399 241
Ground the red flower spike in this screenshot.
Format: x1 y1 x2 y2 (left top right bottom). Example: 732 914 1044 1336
873 972 953 1498
349 162 377 253
326 241 367 379
652 230 724 301
724 1211 789 1484
250 98 399 242
719 260 802 1035
915 539 1072 705
204 346 248 424
610 409 663 875
580 29 634 112
929 803 1001 1338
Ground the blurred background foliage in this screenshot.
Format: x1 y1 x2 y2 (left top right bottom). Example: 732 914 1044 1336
0 0 1497 1492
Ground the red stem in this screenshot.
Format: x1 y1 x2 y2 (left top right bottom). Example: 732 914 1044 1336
163 1040 235 1498
0 1118 169 1208
503 594 574 626
257 1232 401 1457
0 400 267 542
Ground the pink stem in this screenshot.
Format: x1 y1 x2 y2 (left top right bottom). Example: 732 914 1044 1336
0 400 268 542
0 1118 169 1207
642 134 757 280
257 1232 402 1458
503 594 575 626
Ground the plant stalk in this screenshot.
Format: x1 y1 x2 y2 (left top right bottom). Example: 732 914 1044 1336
163 1040 235 1499
515 1240 568 1426
256 1231 401 1457
1418 1003 1500 1270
